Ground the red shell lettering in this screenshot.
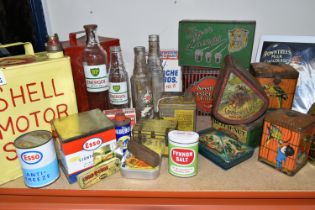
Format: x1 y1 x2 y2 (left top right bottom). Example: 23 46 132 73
171 148 195 165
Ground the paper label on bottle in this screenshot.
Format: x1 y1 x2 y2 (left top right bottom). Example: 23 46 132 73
0 70 7 86
83 64 109 92
109 82 128 105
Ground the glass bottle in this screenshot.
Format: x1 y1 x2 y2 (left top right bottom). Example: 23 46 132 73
82 24 110 111
147 34 164 115
130 46 154 120
108 46 130 109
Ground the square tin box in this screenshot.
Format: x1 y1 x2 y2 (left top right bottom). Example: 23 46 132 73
250 63 299 110
51 109 116 183
198 128 254 170
179 20 255 69
259 109 315 175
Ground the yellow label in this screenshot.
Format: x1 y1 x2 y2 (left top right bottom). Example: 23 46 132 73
0 54 78 185
165 110 195 131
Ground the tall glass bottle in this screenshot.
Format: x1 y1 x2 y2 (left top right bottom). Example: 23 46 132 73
147 34 164 115
130 46 154 120
108 46 130 108
82 24 109 111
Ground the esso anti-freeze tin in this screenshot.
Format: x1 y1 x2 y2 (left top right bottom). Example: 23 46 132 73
168 130 199 177
14 130 59 188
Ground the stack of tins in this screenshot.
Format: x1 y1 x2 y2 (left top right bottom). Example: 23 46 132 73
61 31 120 112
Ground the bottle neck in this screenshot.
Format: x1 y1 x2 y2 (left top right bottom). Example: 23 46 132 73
110 50 124 70
85 27 100 47
148 40 160 57
133 50 148 75
148 40 162 70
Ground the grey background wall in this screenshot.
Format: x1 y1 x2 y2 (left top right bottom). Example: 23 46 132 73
42 0 315 75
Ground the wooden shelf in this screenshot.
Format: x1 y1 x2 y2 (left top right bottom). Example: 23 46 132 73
1 116 315 209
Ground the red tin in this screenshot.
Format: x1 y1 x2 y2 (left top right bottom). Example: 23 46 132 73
182 66 220 115
61 31 120 112
212 55 269 124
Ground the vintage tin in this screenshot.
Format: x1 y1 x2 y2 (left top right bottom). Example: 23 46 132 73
0 42 77 185
103 108 136 128
168 130 199 177
14 130 59 188
132 119 177 156
250 63 299 109
198 128 254 170
179 20 255 69
113 113 131 156
212 115 264 147
259 109 315 175
77 157 120 189
51 109 116 183
158 95 196 131
308 103 315 165
182 66 219 115
61 31 120 112
212 55 269 124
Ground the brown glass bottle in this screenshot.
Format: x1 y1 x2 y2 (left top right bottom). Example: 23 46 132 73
109 46 130 109
82 24 110 111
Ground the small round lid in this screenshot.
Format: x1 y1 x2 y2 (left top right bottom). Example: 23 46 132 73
115 112 126 121
168 130 199 144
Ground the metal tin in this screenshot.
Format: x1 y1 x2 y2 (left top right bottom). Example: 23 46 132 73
259 109 315 175
168 130 199 177
198 128 254 170
14 130 59 188
212 115 264 147
51 109 116 183
212 55 269 124
158 95 196 131
250 63 299 109
114 113 131 156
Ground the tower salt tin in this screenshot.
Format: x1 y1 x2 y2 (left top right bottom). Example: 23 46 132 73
259 109 315 175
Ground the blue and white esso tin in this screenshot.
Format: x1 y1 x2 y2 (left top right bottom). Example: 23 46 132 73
14 130 59 188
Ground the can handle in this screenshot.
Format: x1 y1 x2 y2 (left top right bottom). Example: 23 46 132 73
0 42 35 55
69 31 85 46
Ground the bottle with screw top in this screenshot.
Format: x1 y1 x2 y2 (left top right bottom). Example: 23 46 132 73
130 46 154 120
147 34 164 116
109 46 130 108
82 24 110 111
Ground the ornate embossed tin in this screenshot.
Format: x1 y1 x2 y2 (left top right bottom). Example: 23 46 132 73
259 109 315 175
158 95 196 131
250 63 299 109
212 55 269 124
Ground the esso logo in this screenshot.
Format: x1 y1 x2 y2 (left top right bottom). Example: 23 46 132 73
21 151 43 165
171 148 195 165
83 138 102 151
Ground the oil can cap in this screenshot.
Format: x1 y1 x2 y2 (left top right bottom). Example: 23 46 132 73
168 130 199 144
115 112 127 121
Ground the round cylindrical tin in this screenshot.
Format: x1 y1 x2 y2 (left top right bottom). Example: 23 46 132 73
14 130 60 188
168 130 199 177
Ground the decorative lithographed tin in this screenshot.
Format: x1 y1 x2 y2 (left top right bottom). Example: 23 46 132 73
77 157 120 189
132 119 177 156
14 130 59 188
179 20 255 69
212 115 264 147
158 95 196 131
198 128 254 170
250 63 299 109
168 130 199 177
182 66 219 115
259 109 315 175
308 103 315 165
51 109 116 183
212 55 269 124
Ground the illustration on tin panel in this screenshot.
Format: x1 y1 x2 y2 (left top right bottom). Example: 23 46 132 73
263 82 288 108
256 36 315 113
217 73 264 119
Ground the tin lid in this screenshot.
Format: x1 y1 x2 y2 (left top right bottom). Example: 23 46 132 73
133 119 177 137
52 109 114 142
265 109 315 132
168 130 199 144
250 63 299 79
14 130 52 149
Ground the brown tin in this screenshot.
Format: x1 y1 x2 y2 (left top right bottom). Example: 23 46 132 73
212 55 269 124
259 109 315 175
250 63 299 110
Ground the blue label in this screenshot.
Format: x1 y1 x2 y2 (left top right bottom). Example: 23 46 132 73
115 124 131 153
22 158 59 188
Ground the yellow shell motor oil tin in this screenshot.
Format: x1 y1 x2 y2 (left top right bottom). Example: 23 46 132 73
158 95 196 131
51 109 116 184
0 42 77 185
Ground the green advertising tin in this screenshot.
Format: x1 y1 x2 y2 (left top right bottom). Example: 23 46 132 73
168 130 199 177
178 20 256 69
